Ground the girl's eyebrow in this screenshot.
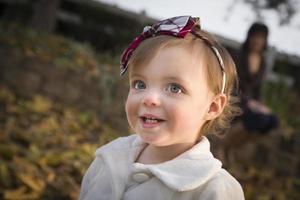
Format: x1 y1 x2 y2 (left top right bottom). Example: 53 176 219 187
129 73 144 79
129 74 190 86
164 76 189 85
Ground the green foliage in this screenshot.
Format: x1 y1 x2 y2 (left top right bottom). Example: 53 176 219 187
232 0 297 25
262 78 300 135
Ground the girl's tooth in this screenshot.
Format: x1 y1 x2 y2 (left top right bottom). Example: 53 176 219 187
145 118 158 123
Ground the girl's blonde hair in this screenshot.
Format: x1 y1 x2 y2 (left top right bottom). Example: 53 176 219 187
127 29 241 136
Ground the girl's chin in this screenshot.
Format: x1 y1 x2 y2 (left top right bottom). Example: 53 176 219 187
139 132 165 145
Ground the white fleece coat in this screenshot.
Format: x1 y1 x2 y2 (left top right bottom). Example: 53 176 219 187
79 134 245 200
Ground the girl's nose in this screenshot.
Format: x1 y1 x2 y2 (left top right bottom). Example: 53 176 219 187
142 91 161 107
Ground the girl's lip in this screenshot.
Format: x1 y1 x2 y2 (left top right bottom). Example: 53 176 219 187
139 117 164 128
140 113 164 120
139 113 165 128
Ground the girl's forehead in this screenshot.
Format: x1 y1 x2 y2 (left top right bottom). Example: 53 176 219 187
129 51 206 85
128 46 206 80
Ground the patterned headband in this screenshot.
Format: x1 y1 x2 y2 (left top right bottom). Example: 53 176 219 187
120 16 226 94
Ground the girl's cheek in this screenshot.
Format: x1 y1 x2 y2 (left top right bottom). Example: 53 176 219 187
125 97 135 128
125 96 133 113
126 92 139 106
125 93 139 115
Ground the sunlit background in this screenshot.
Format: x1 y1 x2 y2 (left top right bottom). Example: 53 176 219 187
100 0 300 56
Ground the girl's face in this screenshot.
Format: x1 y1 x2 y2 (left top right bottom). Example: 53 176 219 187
125 46 214 147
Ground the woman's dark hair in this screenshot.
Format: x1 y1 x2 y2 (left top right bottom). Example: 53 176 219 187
242 22 269 51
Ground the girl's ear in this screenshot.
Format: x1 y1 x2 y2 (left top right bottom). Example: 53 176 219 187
205 94 227 121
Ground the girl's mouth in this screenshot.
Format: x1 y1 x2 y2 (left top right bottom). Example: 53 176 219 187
141 116 165 123
139 114 165 128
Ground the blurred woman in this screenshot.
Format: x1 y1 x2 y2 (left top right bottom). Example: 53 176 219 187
235 22 279 134
210 23 280 166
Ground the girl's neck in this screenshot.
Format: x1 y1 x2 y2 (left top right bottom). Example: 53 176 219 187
136 141 198 165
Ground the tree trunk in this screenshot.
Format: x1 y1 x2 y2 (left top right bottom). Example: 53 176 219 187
30 0 61 33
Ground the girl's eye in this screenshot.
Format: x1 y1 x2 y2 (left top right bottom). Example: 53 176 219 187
133 80 146 90
167 83 183 94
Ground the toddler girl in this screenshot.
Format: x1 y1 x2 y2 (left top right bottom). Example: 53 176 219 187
79 16 245 200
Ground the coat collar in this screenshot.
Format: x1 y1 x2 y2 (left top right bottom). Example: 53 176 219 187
96 134 222 192
132 136 222 191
